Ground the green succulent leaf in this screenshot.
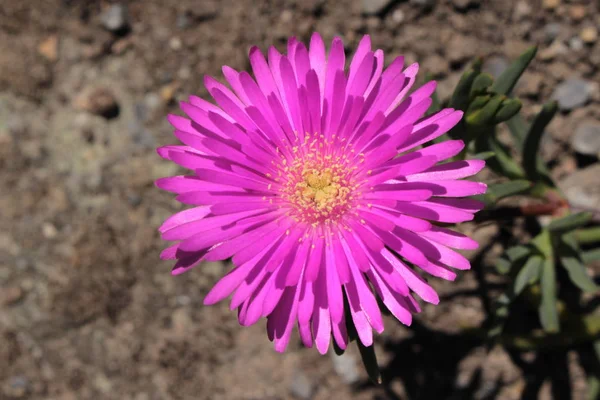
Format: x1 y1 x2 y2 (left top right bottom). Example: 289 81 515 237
493 99 522 124
470 73 494 98
465 94 505 127
471 151 496 160
475 131 525 179
496 257 512 274
506 245 533 262
357 341 382 385
487 180 532 201
539 256 559 333
522 101 558 182
514 255 543 295
491 46 537 95
574 227 600 245
582 249 600 263
449 60 482 111
560 254 599 293
505 113 528 152
548 212 593 233
466 95 491 115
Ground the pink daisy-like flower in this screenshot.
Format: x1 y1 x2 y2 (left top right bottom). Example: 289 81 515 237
157 33 487 354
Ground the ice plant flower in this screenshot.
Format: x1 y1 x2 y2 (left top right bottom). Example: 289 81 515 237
156 33 487 354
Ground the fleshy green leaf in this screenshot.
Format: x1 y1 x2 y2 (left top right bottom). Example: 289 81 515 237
539 257 559 333
465 95 505 127
560 233 600 292
491 46 537 95
449 59 482 111
514 255 543 295
574 227 600 245
522 102 558 182
470 73 494 98
357 341 382 385
506 245 533 262
548 212 593 233
487 180 532 201
466 95 491 115
582 249 600 263
496 257 512 274
475 131 526 179
493 99 522 124
471 151 496 160
560 255 599 293
505 113 528 151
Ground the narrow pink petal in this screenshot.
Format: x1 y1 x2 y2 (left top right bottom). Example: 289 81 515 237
408 159 486 181
382 248 439 304
308 32 326 94
273 283 302 353
367 269 413 326
332 235 351 283
312 268 331 354
325 244 344 324
249 46 280 100
286 238 310 286
398 110 464 152
420 226 479 250
348 35 371 85
159 206 211 234
222 66 251 105
305 234 325 281
345 244 384 333
204 260 257 305
331 314 349 351
420 259 457 281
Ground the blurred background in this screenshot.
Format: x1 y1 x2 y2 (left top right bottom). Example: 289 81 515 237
1 0 599 399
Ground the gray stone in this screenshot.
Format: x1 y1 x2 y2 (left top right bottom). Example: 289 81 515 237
513 1 532 20
331 352 360 384
571 121 600 157
100 4 129 32
289 371 314 400
558 164 600 211
569 36 584 51
552 78 593 111
543 23 561 44
362 0 394 15
483 56 509 79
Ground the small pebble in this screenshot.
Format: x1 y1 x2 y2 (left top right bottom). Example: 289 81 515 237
542 0 560 10
74 87 120 119
513 1 531 20
543 23 561 44
580 26 598 44
552 78 593 111
289 371 315 400
569 5 586 21
42 222 58 239
571 121 600 157
482 55 508 78
1 286 24 306
569 36 584 51
38 35 58 62
100 4 129 32
362 0 395 15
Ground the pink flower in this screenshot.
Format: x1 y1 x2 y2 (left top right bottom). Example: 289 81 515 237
157 33 486 354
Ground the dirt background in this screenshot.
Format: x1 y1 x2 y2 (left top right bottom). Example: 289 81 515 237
1 0 599 399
